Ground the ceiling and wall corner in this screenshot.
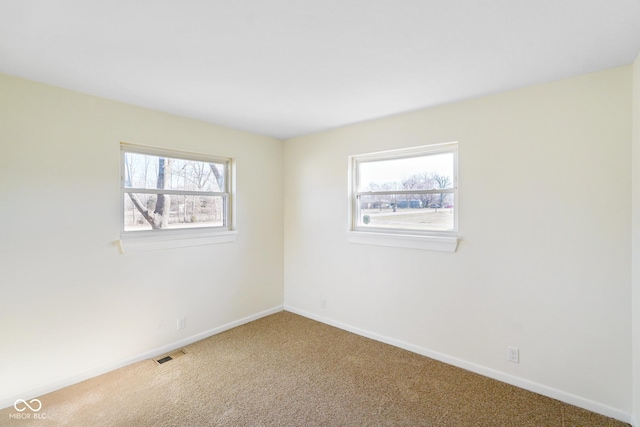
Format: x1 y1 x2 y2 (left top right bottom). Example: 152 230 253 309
1 1 640 423
0 0 639 139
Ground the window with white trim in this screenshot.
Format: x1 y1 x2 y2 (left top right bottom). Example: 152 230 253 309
348 142 458 251
120 144 233 234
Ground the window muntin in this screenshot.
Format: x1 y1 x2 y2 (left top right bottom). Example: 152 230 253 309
121 145 231 233
351 143 457 235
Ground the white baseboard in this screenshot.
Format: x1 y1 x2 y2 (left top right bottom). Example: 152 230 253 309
284 305 633 425
0 305 283 410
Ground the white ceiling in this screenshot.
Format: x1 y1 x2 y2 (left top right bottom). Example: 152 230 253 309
1 1 639 139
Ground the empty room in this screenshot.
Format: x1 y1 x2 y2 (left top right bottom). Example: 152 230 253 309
1 1 640 426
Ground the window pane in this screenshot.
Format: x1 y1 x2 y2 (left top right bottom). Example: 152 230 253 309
358 153 454 192
123 152 225 192
358 194 455 232
124 193 226 231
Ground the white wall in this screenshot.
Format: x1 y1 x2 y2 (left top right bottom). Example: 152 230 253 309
0 74 284 408
632 53 640 427
284 67 632 419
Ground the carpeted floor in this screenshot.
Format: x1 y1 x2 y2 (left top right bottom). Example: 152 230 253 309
0 312 629 426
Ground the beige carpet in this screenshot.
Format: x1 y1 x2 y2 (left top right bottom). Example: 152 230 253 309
0 312 628 426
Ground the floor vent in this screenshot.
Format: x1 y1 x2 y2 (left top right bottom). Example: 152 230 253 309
153 349 187 365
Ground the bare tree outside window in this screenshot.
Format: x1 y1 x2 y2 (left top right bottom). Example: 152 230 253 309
351 144 457 233
121 147 230 232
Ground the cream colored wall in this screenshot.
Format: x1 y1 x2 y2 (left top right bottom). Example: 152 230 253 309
0 74 284 407
284 67 632 419
632 53 640 427
0 64 635 420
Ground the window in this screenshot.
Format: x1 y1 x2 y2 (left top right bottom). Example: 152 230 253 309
119 143 236 253
348 142 458 252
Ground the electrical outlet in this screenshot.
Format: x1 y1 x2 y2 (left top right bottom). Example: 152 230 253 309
321 298 327 309
507 346 519 363
177 317 186 330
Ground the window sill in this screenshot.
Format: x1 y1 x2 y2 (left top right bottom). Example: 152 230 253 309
347 231 458 252
118 230 238 254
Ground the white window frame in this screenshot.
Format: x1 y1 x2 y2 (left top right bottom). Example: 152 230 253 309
118 143 237 253
347 142 459 252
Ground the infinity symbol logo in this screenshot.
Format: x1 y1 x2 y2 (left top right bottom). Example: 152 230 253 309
14 399 42 412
